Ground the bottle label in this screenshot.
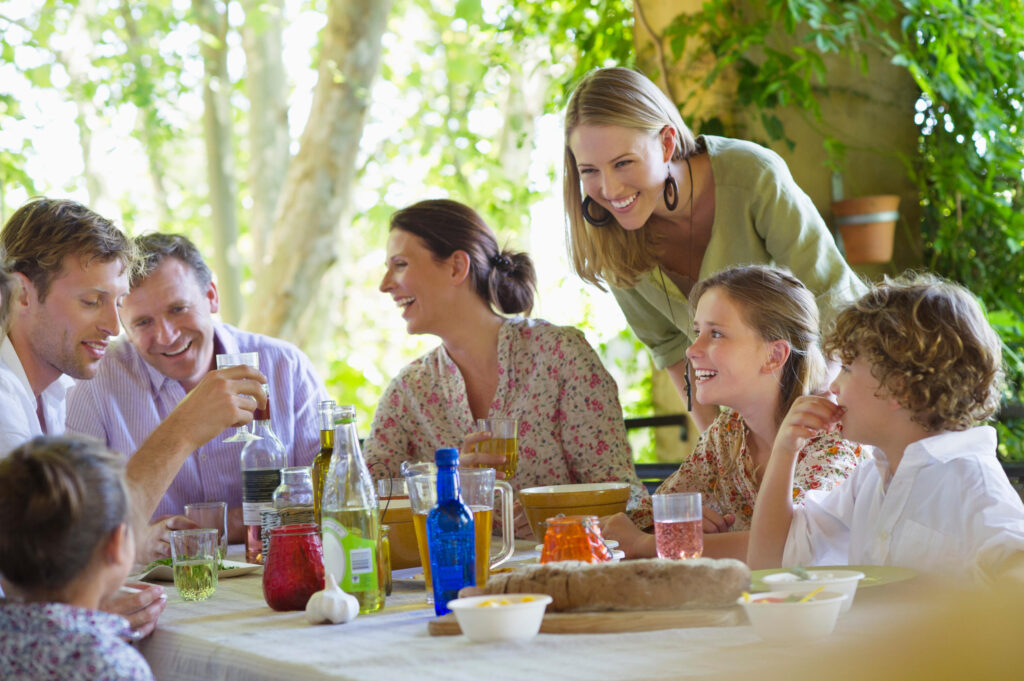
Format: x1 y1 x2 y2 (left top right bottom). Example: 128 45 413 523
243 501 272 527
322 518 378 593
242 468 281 504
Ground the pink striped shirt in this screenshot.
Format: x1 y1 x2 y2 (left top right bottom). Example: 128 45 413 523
65 324 327 519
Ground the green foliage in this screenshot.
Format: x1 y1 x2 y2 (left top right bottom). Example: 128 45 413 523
662 0 1024 459
1 0 649 456
328 0 639 439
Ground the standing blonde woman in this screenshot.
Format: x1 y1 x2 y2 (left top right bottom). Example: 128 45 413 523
563 67 865 431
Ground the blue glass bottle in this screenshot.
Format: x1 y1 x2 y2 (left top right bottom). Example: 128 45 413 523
426 447 475 615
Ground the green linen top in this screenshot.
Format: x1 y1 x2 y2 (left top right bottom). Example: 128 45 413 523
610 135 867 370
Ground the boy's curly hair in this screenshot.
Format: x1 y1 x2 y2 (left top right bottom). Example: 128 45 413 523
823 271 1003 432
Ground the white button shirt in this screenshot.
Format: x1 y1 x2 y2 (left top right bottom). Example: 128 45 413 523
0 336 75 456
784 426 1024 583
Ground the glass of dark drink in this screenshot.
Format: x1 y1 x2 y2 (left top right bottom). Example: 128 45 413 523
216 351 264 442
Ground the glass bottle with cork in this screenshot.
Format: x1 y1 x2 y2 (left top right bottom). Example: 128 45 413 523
320 405 384 613
310 399 336 526
427 447 475 616
240 393 287 564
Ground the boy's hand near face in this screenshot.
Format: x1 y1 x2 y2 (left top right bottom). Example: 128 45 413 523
772 396 845 461
747 396 845 570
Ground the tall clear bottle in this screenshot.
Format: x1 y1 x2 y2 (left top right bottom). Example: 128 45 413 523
320 406 384 613
240 400 287 564
427 447 475 616
310 399 336 526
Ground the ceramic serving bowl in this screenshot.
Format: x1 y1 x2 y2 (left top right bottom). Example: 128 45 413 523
761 569 865 613
518 483 631 541
447 593 553 643
738 590 847 642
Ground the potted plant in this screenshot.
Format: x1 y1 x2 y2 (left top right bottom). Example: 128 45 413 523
831 195 900 264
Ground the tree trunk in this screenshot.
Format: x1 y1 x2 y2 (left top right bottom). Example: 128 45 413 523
55 0 106 208
241 0 392 344
241 0 289 268
195 0 242 324
119 0 173 231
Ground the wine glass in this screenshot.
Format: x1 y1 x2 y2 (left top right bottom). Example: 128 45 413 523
216 352 262 442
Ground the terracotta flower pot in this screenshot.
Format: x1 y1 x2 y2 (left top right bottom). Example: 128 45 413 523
832 195 900 264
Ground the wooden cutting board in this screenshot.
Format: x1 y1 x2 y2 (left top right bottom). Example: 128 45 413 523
428 605 745 636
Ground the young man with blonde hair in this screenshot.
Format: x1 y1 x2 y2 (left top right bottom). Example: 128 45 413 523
1 197 268 636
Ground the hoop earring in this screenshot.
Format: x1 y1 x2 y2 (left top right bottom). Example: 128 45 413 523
663 171 679 211
581 196 613 227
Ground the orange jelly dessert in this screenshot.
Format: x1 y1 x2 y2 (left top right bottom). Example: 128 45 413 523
539 515 613 564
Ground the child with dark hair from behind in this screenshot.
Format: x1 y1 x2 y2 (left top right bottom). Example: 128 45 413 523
0 436 154 680
748 272 1024 582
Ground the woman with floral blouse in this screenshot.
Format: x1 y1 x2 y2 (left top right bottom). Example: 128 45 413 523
365 199 652 536
603 265 861 559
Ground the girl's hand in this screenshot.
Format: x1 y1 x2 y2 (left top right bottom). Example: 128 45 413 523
458 429 506 477
102 583 167 640
702 507 736 534
773 395 845 461
599 512 656 559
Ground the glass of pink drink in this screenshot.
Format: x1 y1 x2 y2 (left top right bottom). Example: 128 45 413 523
652 492 703 559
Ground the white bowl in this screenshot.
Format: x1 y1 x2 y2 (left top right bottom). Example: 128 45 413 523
738 590 847 642
761 569 865 613
447 593 553 643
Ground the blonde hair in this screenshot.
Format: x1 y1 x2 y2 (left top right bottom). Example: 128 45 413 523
823 271 1003 432
563 67 699 290
691 265 828 425
1 197 135 302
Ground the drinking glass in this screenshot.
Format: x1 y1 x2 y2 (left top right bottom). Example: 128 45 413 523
183 501 228 560
652 492 703 559
403 464 514 601
170 528 219 601
475 417 519 478
215 352 261 442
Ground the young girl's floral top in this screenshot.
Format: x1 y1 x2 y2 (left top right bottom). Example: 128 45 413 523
364 317 652 533
0 601 153 681
657 409 861 530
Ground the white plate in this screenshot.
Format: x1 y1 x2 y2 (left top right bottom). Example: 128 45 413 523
132 559 261 582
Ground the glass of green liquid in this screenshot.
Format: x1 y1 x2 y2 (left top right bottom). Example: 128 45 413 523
170 528 219 602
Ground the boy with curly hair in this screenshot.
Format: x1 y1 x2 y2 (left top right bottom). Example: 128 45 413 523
748 272 1024 582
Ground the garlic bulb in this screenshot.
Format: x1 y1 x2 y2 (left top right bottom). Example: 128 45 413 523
305 573 360 624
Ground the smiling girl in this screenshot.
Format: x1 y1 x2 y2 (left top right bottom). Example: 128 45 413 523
364 199 652 536
602 265 861 558
563 67 865 432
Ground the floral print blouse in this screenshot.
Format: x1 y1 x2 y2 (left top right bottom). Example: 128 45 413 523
657 409 862 530
0 601 153 681
364 317 653 532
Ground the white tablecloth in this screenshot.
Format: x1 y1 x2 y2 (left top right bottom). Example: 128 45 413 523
138 547 928 681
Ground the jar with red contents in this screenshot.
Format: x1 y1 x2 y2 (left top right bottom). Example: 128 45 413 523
262 523 325 611
539 515 613 564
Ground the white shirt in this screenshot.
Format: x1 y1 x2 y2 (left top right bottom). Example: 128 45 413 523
784 426 1024 583
0 335 75 456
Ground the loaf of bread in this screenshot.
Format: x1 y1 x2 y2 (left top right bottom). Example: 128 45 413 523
481 558 750 612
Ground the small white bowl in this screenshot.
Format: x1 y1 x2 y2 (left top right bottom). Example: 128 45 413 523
446 593 553 643
761 569 865 613
738 591 847 642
